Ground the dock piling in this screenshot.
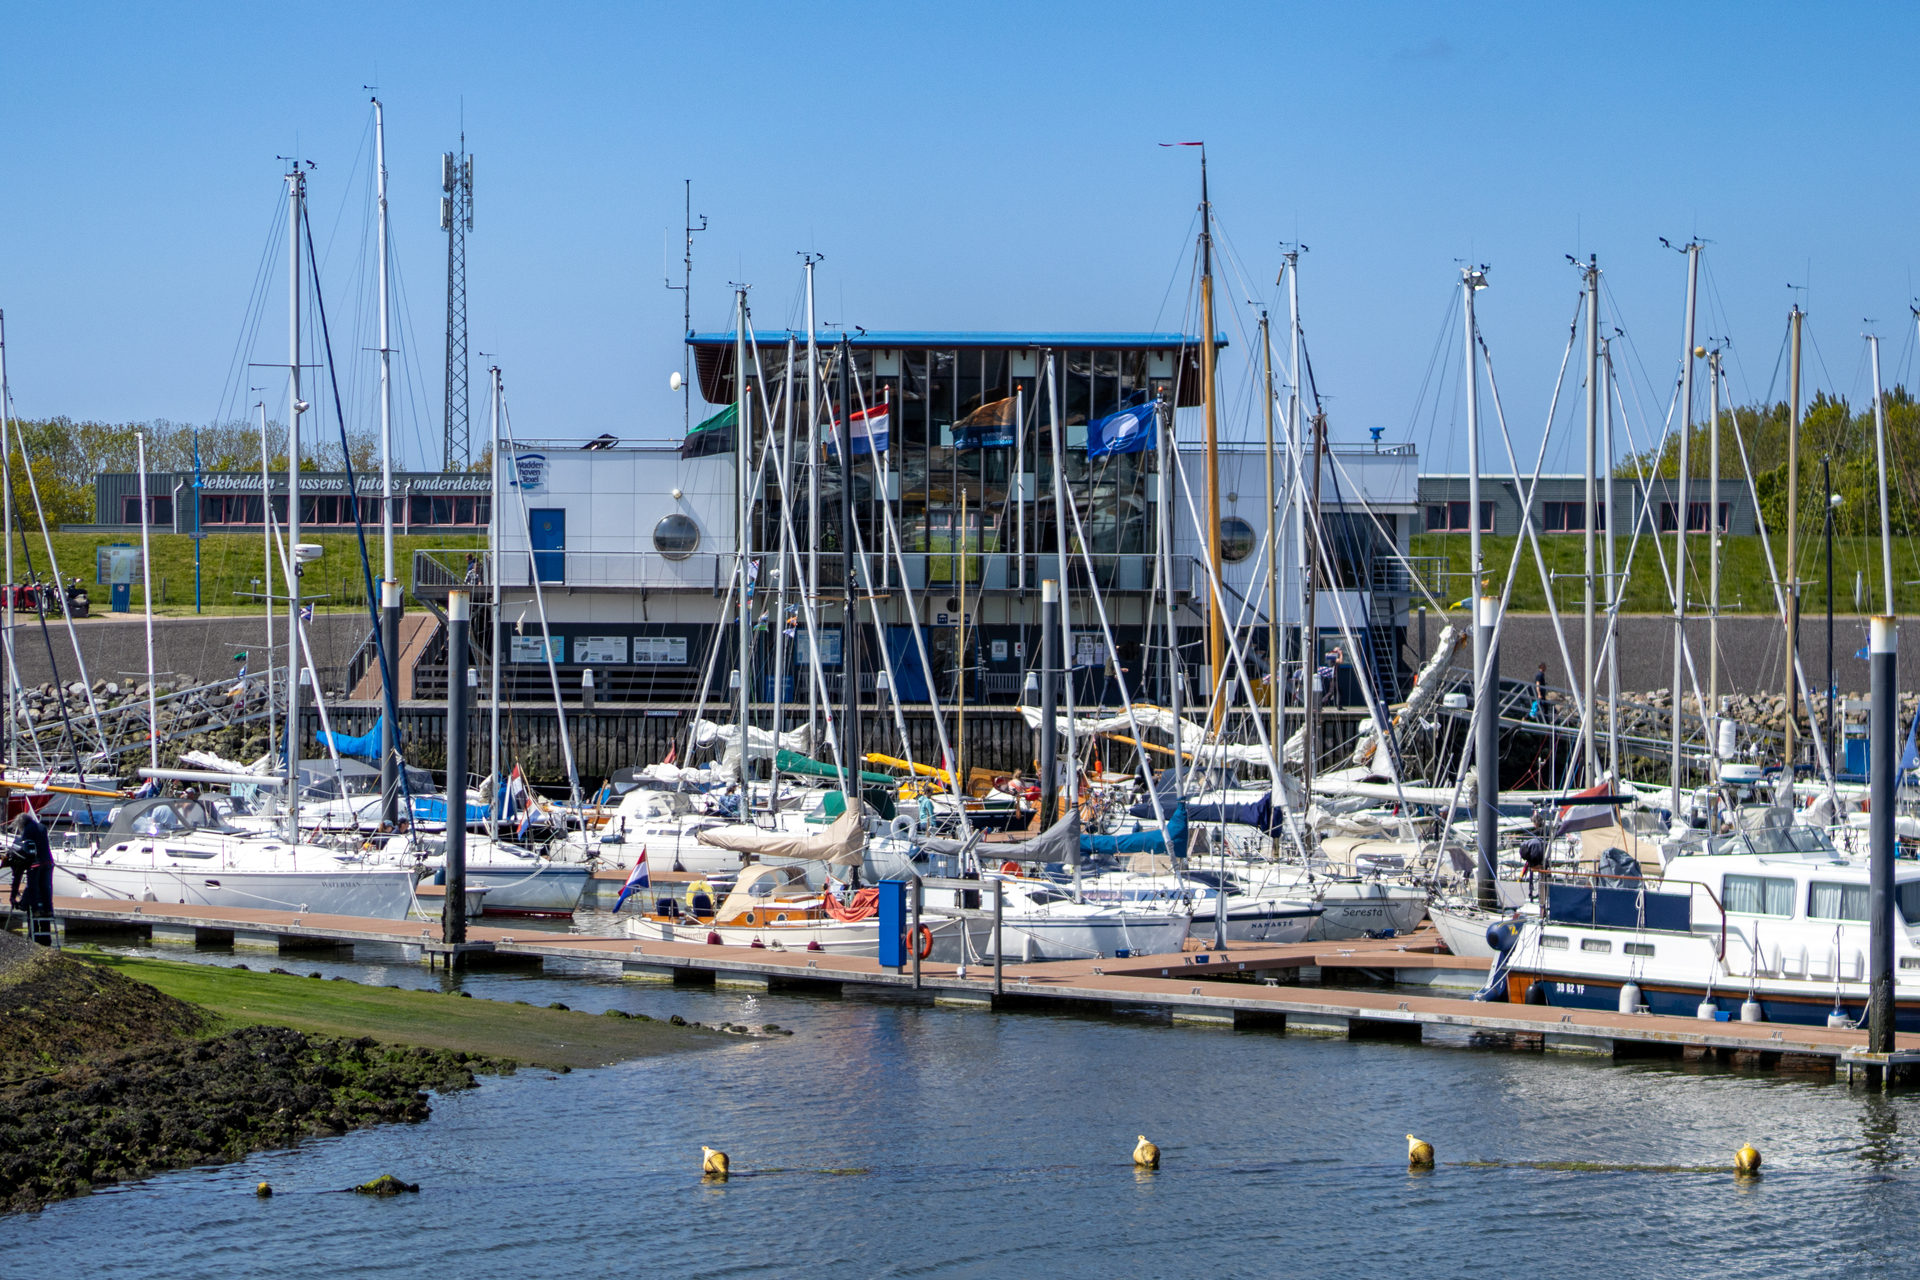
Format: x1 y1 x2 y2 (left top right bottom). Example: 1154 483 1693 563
1869 616 1897 1063
443 589 471 950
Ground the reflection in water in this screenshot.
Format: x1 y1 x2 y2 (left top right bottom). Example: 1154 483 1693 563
9 945 1920 1278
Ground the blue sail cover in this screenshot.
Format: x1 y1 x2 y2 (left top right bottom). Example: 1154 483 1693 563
1081 804 1187 859
316 716 389 760
1185 794 1289 836
412 794 492 824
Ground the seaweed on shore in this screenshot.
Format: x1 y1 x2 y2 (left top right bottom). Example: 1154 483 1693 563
0 1023 512 1213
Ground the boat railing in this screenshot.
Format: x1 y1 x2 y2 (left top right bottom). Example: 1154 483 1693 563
1536 868 1727 958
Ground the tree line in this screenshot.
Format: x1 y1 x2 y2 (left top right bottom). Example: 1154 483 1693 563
1 417 380 526
1617 385 1920 539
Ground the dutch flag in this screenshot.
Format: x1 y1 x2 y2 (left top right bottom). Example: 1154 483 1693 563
613 847 651 912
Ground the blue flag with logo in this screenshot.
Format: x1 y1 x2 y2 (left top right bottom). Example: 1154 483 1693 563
1086 402 1156 459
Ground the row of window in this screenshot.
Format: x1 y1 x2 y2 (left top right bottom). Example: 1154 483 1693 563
1723 873 1920 923
1423 500 1731 534
187 495 491 528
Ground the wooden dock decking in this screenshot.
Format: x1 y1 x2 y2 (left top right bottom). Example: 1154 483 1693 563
42 896 1920 1077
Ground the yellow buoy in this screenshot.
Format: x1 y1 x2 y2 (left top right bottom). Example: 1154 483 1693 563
255 1181 272 1198
1407 1134 1435 1168
702 1146 730 1178
1133 1135 1160 1169
1735 1143 1761 1174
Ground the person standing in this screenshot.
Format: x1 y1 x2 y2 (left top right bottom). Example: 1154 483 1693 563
12 810 53 944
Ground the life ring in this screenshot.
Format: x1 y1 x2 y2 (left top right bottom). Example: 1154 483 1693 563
890 815 918 841
1000 860 1021 876
913 924 933 959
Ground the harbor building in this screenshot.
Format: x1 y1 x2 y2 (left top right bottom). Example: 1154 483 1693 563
452 331 1421 710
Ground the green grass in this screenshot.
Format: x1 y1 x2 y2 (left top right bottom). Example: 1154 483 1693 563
78 952 718 1070
32 532 484 618
1410 533 1920 616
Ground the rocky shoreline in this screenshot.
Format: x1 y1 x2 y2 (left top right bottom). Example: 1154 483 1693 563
0 940 511 1214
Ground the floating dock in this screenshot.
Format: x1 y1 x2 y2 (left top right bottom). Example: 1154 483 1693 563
44 896 1920 1081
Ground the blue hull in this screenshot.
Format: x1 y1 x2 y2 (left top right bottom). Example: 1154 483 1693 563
1520 974 1920 1033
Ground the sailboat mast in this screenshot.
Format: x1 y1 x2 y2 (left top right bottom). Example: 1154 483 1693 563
1462 264 1486 686
1670 243 1700 823
285 164 305 844
259 401 275 773
1198 152 1225 732
0 310 13 771
735 289 752 809
838 336 860 803
770 336 795 768
136 431 158 770
1708 347 1722 767
1259 307 1281 806
1157 387 1179 793
1602 340 1620 780
1785 306 1803 768
805 258 821 747
1870 335 1895 612
1582 256 1599 781
488 366 502 839
374 98 402 831
1286 252 1303 742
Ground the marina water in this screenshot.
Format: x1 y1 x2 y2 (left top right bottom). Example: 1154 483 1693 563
7 931 1919 1278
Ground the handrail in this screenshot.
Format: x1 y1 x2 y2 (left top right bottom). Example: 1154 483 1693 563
1535 867 1726 960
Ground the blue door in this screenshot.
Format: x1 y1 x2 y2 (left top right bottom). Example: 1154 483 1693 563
529 509 565 583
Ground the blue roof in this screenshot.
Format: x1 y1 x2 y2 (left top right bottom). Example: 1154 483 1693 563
688 330 1226 350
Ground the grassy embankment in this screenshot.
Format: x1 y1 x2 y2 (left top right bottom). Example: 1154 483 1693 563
1410 533 1920 615
81 952 716 1070
31 531 485 619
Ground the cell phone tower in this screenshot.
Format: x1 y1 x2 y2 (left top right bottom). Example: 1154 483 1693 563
441 135 474 471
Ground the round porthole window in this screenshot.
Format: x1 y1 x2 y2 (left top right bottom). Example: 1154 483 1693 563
1219 516 1256 564
653 513 701 561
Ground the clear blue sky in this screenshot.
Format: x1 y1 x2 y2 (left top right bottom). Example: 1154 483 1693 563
3 3 1916 473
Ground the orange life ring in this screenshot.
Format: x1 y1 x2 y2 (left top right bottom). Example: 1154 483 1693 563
913 924 934 959
1000 860 1021 875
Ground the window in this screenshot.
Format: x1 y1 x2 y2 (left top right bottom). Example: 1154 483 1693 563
406 495 490 526
1542 501 1604 532
123 496 173 526
1580 938 1612 953
1658 502 1730 533
1425 500 1493 533
1809 881 1870 922
1624 942 1656 957
1897 882 1920 925
1219 517 1256 564
1541 934 1568 949
653 513 700 560
1724 874 1794 917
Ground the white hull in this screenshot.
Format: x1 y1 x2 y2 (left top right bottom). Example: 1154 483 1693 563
989 913 1190 962
1307 884 1429 940
1426 902 1500 959
460 863 589 914
54 862 417 919
1189 904 1321 946
623 911 987 962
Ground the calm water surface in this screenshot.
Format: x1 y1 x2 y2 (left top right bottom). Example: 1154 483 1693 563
6 932 1920 1278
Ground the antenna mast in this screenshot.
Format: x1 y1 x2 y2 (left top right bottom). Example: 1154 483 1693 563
441 133 474 471
665 180 706 433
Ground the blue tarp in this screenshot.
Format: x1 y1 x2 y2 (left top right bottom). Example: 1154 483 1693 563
411 795 491 824
316 716 388 760
1546 882 1691 933
1081 805 1188 859
1186 794 1289 836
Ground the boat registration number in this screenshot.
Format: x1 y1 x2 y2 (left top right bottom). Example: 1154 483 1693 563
1555 983 1587 996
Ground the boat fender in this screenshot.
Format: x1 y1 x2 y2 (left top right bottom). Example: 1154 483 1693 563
1740 998 1764 1023
706 931 722 945
1001 860 1021 876
1525 982 1548 1005
1485 919 1521 953
1618 980 1642 1014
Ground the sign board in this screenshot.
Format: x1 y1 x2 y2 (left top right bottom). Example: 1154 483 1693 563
990 639 1009 662
511 452 547 493
575 636 629 665
633 636 689 666
1074 633 1107 671
96 545 142 585
934 613 973 627
794 627 842 667
509 635 563 663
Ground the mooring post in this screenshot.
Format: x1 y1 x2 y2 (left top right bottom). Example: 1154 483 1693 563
993 878 1004 996
1476 594 1500 908
1869 615 1897 1062
911 875 922 990
443 589 470 948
